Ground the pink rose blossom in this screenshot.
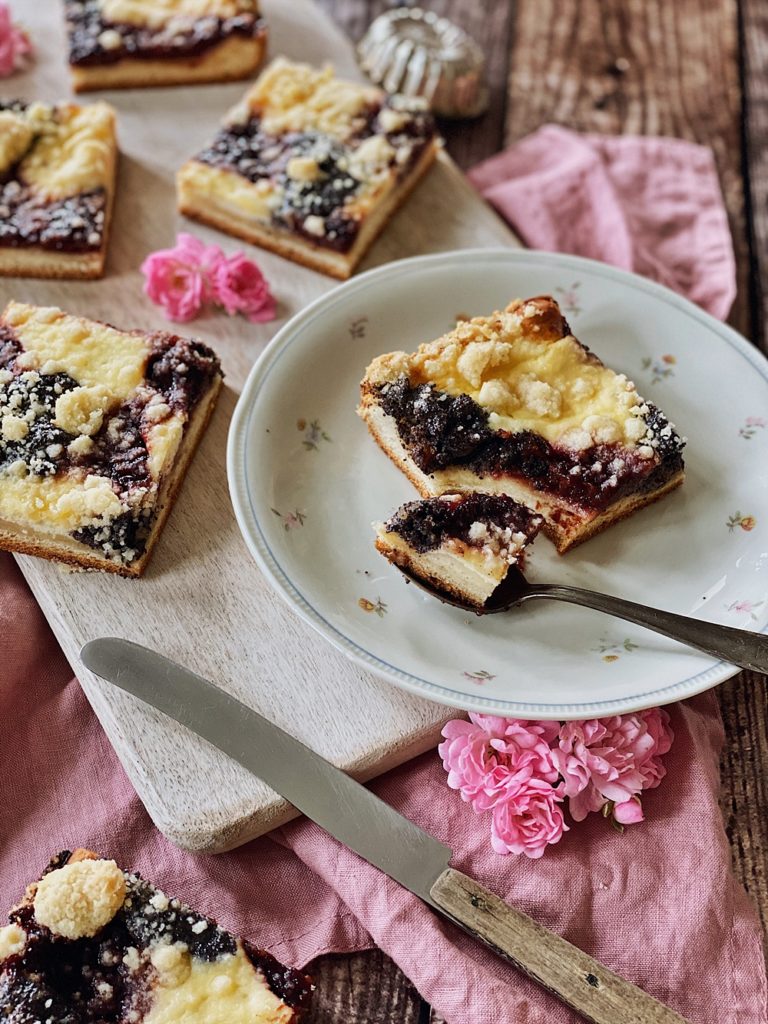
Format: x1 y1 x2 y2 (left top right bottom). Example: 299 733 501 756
613 797 644 825
439 714 559 812
551 709 673 822
212 250 276 323
745 416 766 428
0 4 33 78
490 779 567 858
141 233 276 324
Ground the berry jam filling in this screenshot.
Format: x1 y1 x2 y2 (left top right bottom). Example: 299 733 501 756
65 0 265 66
0 183 107 253
386 493 541 554
378 376 685 511
1 852 313 1023
194 101 435 254
145 332 220 413
0 371 79 477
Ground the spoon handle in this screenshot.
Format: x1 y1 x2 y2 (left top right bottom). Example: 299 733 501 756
527 584 768 674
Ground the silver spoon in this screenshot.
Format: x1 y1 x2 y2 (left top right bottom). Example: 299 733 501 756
395 563 768 675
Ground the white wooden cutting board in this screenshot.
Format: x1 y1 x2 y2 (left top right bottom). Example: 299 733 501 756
7 0 520 852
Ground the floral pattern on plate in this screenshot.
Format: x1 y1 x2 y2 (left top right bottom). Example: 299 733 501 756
359 597 387 617
463 669 497 685
297 418 331 451
641 353 676 384
592 637 640 663
726 511 757 532
271 507 307 531
739 416 766 440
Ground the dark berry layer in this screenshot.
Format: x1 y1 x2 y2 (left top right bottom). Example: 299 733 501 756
0 851 313 1023
194 103 436 254
65 0 265 66
0 183 106 253
377 376 685 511
386 493 541 554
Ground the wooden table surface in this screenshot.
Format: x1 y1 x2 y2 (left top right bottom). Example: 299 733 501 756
302 0 768 1019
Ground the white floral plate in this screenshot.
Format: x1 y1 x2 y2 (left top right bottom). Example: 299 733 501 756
228 249 768 718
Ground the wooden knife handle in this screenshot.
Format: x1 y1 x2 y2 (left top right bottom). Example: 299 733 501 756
430 868 689 1024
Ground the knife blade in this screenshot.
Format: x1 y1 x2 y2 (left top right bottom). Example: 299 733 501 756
81 637 689 1024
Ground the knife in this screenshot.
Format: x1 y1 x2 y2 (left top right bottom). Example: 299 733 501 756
81 637 688 1024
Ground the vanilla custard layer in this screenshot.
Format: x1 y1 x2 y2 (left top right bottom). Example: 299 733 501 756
145 944 293 1024
368 302 650 453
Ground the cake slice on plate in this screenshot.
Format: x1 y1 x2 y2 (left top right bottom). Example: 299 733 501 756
375 492 543 610
0 99 116 280
359 296 686 553
177 57 439 279
0 301 222 576
0 848 312 1022
65 0 267 92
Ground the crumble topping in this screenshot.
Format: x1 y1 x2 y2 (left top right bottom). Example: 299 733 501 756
0 305 220 565
0 101 114 253
180 58 436 254
0 923 26 961
33 859 126 940
366 299 663 453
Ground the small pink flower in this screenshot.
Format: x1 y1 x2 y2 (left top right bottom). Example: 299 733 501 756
552 709 673 822
141 233 220 322
439 715 559 812
745 416 766 428
490 779 567 858
613 797 644 825
0 4 33 77
212 250 276 323
142 232 276 324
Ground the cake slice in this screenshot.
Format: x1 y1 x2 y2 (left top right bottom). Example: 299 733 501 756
177 58 439 279
375 492 543 609
65 0 268 92
359 296 686 554
0 99 116 280
0 301 222 576
0 849 312 1022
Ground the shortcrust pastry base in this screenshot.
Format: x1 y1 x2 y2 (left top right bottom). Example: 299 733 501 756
1 374 222 577
178 140 439 279
359 398 685 554
70 32 266 92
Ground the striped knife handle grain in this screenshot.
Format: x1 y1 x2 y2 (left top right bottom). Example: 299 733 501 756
430 868 690 1024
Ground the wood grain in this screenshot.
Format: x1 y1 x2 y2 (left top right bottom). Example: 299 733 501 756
430 868 689 1024
504 0 752 341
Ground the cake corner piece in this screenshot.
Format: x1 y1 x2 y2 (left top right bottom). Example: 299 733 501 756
0 849 313 1021
0 99 117 281
375 492 543 610
0 302 222 577
360 296 685 553
176 57 439 278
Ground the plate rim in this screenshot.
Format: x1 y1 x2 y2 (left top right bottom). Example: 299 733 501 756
227 248 768 718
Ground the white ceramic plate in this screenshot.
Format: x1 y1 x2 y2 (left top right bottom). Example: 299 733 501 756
228 250 768 718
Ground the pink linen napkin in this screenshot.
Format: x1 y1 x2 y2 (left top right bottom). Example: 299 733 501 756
469 124 736 320
1 130 765 1024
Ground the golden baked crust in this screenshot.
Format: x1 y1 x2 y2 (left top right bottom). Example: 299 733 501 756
0 303 222 576
176 58 439 278
0 100 116 280
359 296 686 553
1 849 312 1022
